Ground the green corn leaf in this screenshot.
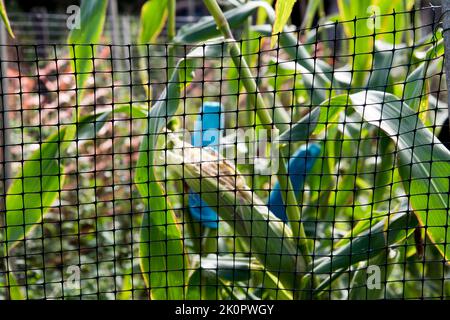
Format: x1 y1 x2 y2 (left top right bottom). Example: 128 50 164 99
267 57 327 105
134 43 224 300
376 0 415 45
77 104 149 140
271 0 297 48
278 95 348 142
5 130 65 251
199 255 261 282
333 206 404 251
257 0 274 25
3 110 117 297
77 112 111 140
282 89 450 262
252 24 332 91
136 139 186 300
113 103 149 118
372 132 395 205
139 0 168 43
4 109 117 252
174 1 271 44
404 39 443 112
166 141 306 295
303 89 450 272
367 41 394 90
348 251 391 300
335 216 383 249
186 268 221 300
336 0 373 86
313 211 417 274
347 215 408 300
175 1 333 95
187 267 244 300
4 272 24 300
336 0 414 86
0 265 25 299
68 0 108 100
187 255 262 299
350 90 450 261
0 0 14 38
118 270 133 300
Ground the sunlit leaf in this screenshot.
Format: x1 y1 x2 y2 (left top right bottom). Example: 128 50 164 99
404 40 443 112
5 131 65 251
68 0 108 100
0 0 14 38
174 1 269 43
271 0 297 48
139 0 168 43
350 90 450 260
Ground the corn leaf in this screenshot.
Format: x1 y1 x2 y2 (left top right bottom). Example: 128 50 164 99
3 110 116 299
404 40 443 112
348 251 391 300
134 44 224 299
5 131 65 251
350 90 450 260
4 109 117 252
187 268 223 300
253 24 332 91
139 0 168 43
278 95 348 141
5 272 24 300
367 41 394 90
257 0 274 25
174 1 270 44
175 1 332 94
4 6 131 250
267 57 327 105
336 0 414 86
0 0 14 38
291 89 449 272
271 0 297 48
282 89 450 261
187 255 261 299
314 211 417 274
68 0 108 99
199 255 260 282
336 0 373 86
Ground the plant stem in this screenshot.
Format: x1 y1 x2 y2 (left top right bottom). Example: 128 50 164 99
277 150 312 266
202 0 273 129
167 0 176 72
203 0 313 296
277 147 315 299
242 0 254 128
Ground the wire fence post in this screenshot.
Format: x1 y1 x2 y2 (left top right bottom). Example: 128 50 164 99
0 18 11 298
0 19 10 198
443 0 450 134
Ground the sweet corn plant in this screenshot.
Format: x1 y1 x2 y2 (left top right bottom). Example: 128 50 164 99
1 0 449 300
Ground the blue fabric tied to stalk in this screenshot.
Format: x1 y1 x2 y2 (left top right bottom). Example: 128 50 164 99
267 143 322 222
188 101 321 228
188 101 225 229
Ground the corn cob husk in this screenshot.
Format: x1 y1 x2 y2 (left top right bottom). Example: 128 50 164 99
165 138 306 294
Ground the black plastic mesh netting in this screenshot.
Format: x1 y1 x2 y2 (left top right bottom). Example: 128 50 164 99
0 6 449 300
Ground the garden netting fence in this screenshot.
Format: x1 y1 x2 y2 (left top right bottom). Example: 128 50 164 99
0 5 449 300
